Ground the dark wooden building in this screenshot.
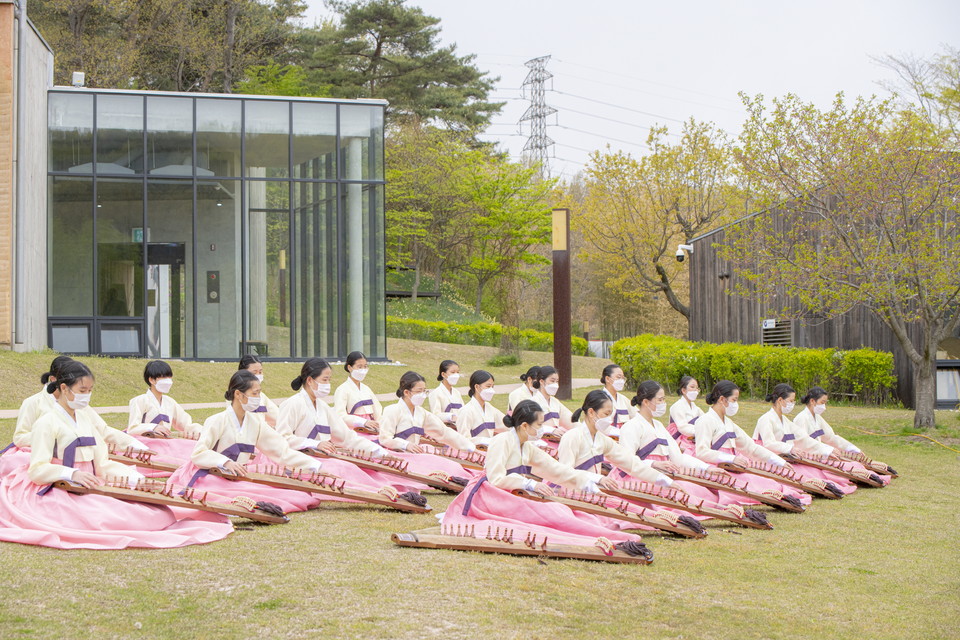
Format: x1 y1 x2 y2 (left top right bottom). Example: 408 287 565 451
687 209 960 409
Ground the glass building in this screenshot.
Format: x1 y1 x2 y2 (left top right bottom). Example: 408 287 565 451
46 89 386 360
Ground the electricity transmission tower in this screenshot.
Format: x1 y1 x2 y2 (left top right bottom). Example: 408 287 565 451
520 55 556 176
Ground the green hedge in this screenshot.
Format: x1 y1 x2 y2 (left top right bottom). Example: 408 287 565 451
610 334 896 404
387 317 590 356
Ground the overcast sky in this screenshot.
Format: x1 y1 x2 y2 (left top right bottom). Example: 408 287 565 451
304 0 959 179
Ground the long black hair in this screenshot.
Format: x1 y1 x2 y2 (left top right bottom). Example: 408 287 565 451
50 360 94 395
503 399 543 429
437 360 458 382
801 386 828 405
396 371 425 398
766 383 795 404
344 351 366 372
631 380 663 408
600 364 623 385
225 370 259 402
239 355 262 370
571 389 612 423
41 355 74 385
468 370 495 397
291 357 331 391
705 380 739 405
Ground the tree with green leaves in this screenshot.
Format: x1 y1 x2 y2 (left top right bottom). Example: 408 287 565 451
298 0 502 128
577 120 740 322
724 93 960 428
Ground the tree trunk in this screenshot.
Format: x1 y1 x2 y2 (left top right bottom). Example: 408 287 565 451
475 280 485 314
433 260 443 295
913 352 937 429
411 262 421 301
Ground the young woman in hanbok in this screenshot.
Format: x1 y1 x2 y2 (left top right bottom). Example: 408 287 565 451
429 360 464 428
692 381 812 506
792 387 892 483
668 375 703 452
331 351 383 436
275 358 424 493
165 370 329 513
377 371 479 480
125 360 205 471
440 399 644 548
532 366 573 441
620 380 752 508
455 370 506 448
0 361 232 549
239 355 280 427
599 364 635 438
753 384 858 494
507 366 541 415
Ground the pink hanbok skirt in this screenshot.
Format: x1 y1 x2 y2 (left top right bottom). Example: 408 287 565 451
165 462 322 513
0 461 232 549
0 446 30 478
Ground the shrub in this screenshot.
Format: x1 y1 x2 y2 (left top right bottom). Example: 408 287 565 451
487 354 521 367
610 334 896 404
387 317 590 356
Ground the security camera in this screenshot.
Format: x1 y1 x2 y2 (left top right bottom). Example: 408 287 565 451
675 248 685 262
675 244 694 263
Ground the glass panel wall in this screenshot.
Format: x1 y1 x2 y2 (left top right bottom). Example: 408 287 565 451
197 99 241 177
48 177 94 316
48 92 93 173
146 180 194 358
96 94 143 175
48 91 386 360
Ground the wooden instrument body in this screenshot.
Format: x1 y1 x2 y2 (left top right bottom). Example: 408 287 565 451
791 452 886 488
304 448 465 492
511 489 707 538
413 438 486 470
717 461 835 499
51 479 289 524
837 450 898 478
602 482 773 530
668 468 806 513
107 447 179 473
391 526 652 564
208 465 432 514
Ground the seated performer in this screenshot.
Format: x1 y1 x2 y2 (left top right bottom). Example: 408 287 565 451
455 370 506 447
533 366 573 439
238 355 280 427
507 366 541 415
378 371 479 479
599 364 635 437
0 360 233 550
668 375 703 451
692 380 812 506
753 383 860 494
429 360 464 428
276 358 423 492
440 400 643 547
165 370 328 513
332 351 383 435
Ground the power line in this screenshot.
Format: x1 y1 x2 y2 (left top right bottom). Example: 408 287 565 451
553 124 646 149
553 105 664 132
519 55 557 177
554 70 742 113
552 89 685 123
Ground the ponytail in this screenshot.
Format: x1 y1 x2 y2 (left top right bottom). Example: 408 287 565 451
765 383 795 404
706 380 739 405
801 386 828 405
630 380 663 407
504 399 542 429
292 357 330 391
571 389 611 423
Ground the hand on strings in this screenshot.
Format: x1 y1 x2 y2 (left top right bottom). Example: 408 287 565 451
71 470 104 488
223 460 247 477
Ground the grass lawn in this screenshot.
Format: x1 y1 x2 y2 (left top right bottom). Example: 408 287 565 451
0 339 958 639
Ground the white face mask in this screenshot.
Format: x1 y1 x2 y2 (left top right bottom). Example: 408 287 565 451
155 378 174 394
313 381 331 399
479 388 495 402
612 379 626 392
813 404 827 415
525 425 544 440
350 368 368 382
594 416 614 434
544 382 560 396
67 391 91 411
725 401 739 417
446 373 461 386
241 394 262 413
783 401 795 414
410 392 427 407
685 389 699 401
254 374 264 383
652 401 667 418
